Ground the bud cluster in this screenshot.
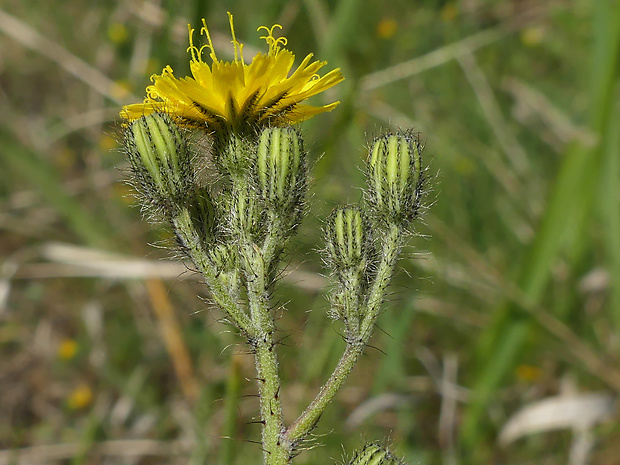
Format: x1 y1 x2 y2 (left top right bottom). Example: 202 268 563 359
123 114 310 272
323 132 425 331
122 112 426 464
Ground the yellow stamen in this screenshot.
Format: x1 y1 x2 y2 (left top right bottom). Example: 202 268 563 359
227 12 245 64
258 24 286 54
200 18 217 62
187 25 200 62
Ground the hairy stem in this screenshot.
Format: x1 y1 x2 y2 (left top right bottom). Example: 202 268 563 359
283 222 402 445
360 223 402 337
343 269 362 339
242 230 289 464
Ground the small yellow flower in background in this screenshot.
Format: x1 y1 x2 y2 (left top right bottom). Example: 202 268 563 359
376 18 398 40
120 13 344 131
67 383 93 410
440 3 458 22
515 364 542 383
108 22 129 45
520 26 545 47
57 338 79 360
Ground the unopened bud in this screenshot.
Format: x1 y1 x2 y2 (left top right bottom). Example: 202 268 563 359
256 126 306 213
187 188 215 244
348 443 404 465
124 113 194 208
208 244 235 270
215 132 253 176
229 186 263 238
325 207 368 272
208 243 240 297
367 133 423 224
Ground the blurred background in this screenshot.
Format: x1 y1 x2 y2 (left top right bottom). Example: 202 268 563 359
1 0 619 464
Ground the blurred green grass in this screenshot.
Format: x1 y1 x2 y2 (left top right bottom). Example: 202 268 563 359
1 0 619 464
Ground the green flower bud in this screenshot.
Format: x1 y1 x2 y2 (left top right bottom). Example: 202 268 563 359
124 113 194 209
228 186 263 239
367 133 423 224
214 132 254 176
208 244 235 270
325 207 368 272
256 126 307 213
206 243 240 298
348 443 404 465
187 188 216 244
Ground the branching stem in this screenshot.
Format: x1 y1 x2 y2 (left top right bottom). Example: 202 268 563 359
283 222 402 445
173 208 256 337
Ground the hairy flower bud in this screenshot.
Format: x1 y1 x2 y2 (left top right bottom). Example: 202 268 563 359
124 112 194 209
367 133 423 224
348 443 405 465
187 188 215 244
228 186 263 238
208 243 240 297
325 207 368 272
208 243 234 270
256 126 306 213
215 132 254 176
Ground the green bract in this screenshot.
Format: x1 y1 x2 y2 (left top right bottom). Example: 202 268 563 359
187 188 216 244
367 133 423 224
256 126 307 214
325 207 368 272
348 444 404 465
124 112 194 209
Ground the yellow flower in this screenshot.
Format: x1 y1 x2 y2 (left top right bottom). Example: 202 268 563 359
120 13 344 131
67 383 93 410
57 338 79 360
376 18 397 40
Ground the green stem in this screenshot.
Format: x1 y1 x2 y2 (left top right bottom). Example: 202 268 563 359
284 222 401 445
342 268 362 338
242 229 289 464
360 223 401 337
254 336 288 465
283 342 363 445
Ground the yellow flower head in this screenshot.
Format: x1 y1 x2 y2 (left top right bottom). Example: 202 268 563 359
120 13 344 131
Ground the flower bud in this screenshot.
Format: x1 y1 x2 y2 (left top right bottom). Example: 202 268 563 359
187 188 216 244
229 186 263 238
124 113 194 208
208 243 235 271
367 133 423 224
256 126 306 212
325 207 368 272
214 132 254 176
207 243 240 297
348 443 404 465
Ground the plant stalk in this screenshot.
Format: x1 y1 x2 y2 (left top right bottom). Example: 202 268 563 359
242 225 289 464
284 222 401 444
